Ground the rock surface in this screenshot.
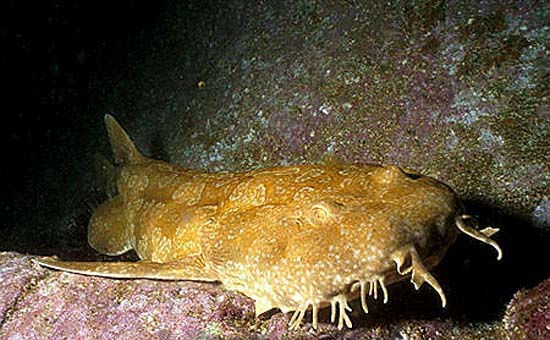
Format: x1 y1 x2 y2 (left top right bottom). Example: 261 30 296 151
504 277 550 340
1 252 548 339
0 252 256 339
105 0 548 224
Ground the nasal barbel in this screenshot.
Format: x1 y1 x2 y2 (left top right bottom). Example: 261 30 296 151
455 214 503 261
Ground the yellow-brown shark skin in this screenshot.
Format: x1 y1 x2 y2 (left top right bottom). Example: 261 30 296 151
37 114 503 330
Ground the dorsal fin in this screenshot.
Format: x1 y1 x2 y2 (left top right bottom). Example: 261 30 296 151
104 114 145 165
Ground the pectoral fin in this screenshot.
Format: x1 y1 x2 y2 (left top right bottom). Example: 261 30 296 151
35 255 218 282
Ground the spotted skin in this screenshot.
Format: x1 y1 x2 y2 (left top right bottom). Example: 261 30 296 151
37 115 503 330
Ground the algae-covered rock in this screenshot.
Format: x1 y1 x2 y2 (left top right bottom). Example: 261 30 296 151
0 252 545 339
504 277 550 340
0 252 256 339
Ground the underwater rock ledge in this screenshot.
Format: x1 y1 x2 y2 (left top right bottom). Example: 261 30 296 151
1 252 547 339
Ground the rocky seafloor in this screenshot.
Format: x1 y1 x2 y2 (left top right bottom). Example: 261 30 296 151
0 252 548 339
2 0 548 339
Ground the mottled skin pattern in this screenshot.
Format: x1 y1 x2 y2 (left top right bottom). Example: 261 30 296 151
38 115 503 330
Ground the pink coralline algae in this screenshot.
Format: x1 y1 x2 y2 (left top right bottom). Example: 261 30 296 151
0 252 545 339
503 277 550 340
0 252 256 340
0 252 48 324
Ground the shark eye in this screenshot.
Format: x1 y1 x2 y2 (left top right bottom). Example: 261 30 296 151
403 170 422 180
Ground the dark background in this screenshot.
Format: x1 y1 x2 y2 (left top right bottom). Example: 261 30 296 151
0 0 174 251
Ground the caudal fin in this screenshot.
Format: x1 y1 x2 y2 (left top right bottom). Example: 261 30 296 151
104 114 145 165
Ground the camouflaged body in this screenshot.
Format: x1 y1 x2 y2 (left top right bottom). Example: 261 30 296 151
38 115 503 330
